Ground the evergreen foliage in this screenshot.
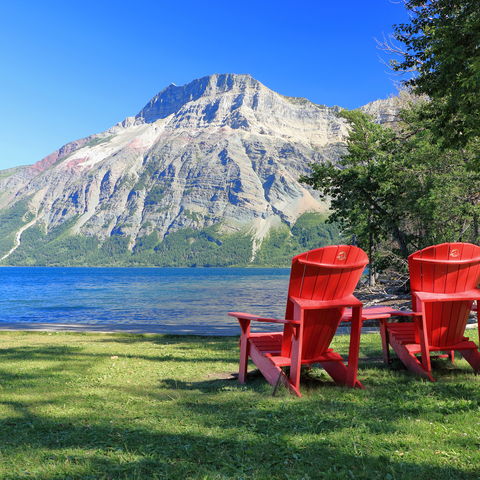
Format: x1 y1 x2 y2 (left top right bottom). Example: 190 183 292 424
253 225 299 266
254 214 342 266
302 109 480 276
303 2 480 278
7 224 101 266
149 227 253 267
291 212 341 249
0 200 31 254
1 213 340 267
392 0 480 149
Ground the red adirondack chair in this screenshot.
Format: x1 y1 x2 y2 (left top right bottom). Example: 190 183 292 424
228 245 369 397
380 242 480 381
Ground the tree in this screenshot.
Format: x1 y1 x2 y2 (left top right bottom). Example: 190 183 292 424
303 1 480 282
391 0 480 148
302 110 405 285
302 108 480 282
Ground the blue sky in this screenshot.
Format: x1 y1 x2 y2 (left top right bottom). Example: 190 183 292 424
0 1 409 170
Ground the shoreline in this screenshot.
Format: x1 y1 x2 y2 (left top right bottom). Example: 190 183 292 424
0 321 477 337
0 322 240 336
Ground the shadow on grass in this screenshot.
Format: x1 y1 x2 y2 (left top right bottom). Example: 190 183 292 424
0 336 478 478
157 367 347 394
0 406 478 480
0 394 479 480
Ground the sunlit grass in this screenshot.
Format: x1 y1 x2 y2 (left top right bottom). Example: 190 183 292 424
0 330 479 479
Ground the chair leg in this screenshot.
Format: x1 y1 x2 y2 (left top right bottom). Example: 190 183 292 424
449 350 455 364
321 360 364 389
417 312 434 381
288 327 303 397
238 319 250 384
347 305 362 387
379 320 391 364
238 337 249 383
284 308 304 397
420 351 433 379
388 334 435 381
459 348 480 372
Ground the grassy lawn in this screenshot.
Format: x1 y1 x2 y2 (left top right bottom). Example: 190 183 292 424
0 330 479 479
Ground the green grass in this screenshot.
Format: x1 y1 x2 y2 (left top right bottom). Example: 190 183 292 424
0 330 479 479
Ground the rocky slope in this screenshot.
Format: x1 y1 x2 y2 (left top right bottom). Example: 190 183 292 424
0 74 404 266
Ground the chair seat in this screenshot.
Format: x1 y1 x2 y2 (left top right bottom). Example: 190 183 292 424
385 322 478 353
385 322 416 343
342 305 399 321
250 333 283 356
250 334 345 366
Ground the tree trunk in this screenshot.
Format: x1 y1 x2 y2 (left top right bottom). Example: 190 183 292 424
392 225 409 259
473 212 479 244
368 218 376 287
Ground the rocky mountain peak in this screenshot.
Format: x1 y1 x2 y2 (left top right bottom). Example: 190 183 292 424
136 73 261 123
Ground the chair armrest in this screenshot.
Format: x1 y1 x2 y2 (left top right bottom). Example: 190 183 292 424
228 312 300 325
413 290 480 303
289 295 362 310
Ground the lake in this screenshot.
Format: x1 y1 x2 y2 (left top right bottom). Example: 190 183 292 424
0 267 290 335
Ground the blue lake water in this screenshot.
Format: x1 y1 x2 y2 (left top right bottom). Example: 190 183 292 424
0 267 290 335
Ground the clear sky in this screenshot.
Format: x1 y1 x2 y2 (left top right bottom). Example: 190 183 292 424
0 0 409 170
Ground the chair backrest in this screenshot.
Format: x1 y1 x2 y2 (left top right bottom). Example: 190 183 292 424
282 245 368 360
409 242 480 347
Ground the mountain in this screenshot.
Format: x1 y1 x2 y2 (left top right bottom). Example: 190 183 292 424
0 74 403 267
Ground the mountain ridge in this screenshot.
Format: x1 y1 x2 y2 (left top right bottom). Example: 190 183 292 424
0 74 408 266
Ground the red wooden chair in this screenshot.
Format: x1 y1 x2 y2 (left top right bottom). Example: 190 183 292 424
228 245 369 397
380 242 480 381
